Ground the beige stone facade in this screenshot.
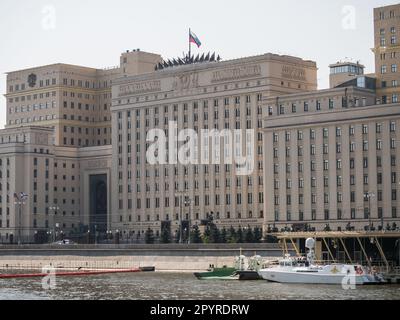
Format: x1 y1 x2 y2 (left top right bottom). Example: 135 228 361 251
1 50 160 242
262 87 400 231
0 126 112 243
373 3 400 104
2 4 398 242
4 51 161 147
111 54 317 237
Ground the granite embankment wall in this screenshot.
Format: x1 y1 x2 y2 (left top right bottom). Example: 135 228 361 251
0 243 291 271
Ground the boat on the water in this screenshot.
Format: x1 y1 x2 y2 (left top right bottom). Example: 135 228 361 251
258 238 386 285
194 266 238 280
194 255 263 280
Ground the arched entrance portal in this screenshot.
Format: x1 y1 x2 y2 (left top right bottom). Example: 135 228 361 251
89 174 108 234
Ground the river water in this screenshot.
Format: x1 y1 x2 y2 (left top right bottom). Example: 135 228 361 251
0 272 399 300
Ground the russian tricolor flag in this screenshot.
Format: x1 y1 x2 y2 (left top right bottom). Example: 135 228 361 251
189 30 202 48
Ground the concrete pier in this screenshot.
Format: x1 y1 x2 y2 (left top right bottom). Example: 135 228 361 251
0 243 288 272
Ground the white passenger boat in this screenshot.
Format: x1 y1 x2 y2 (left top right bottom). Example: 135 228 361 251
258 238 385 285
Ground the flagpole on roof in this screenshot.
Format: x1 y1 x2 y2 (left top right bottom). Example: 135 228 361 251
189 28 191 64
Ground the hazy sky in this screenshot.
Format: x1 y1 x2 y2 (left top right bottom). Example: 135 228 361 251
0 0 395 128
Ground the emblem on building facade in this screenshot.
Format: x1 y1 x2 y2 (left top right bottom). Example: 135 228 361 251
28 73 37 88
172 72 199 91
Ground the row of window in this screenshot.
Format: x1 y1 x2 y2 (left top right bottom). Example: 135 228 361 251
379 35 397 46
274 171 398 190
330 65 363 75
274 156 397 174
62 114 110 122
9 101 56 113
116 95 263 118
118 120 263 133
274 207 398 222
379 95 399 104
114 211 264 223
379 51 397 61
381 64 398 73
275 154 397 172
63 126 108 135
8 78 112 93
271 97 368 116
63 137 110 147
118 192 265 210
33 158 77 169
274 190 399 206
63 91 107 100
62 78 111 89
29 194 78 205
8 88 56 97
119 164 262 175
275 140 397 159
118 163 264 180
273 121 396 142
381 80 398 89
118 175 264 193
0 219 76 230
9 115 57 125
378 10 396 20
273 123 397 142
63 101 110 111
116 84 264 106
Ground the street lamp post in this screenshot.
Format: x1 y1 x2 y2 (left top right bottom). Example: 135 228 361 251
365 192 375 231
16 202 22 245
175 191 185 244
14 192 28 245
47 231 52 244
187 198 192 244
107 230 112 244
49 206 60 242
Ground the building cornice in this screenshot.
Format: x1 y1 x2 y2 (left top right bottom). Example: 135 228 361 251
113 53 317 86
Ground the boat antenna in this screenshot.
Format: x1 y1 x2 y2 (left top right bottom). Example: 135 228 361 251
305 238 316 265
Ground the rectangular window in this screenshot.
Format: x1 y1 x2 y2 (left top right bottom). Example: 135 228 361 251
312 210 316 221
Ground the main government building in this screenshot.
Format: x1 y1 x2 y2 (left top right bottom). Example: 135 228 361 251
1 3 399 243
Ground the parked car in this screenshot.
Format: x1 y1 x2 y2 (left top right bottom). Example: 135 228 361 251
53 239 76 245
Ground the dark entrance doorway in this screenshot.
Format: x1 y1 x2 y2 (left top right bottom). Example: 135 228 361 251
89 174 108 234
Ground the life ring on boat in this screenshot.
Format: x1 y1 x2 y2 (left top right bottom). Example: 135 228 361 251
356 266 364 275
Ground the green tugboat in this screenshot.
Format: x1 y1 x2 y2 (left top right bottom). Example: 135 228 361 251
194 254 264 280
194 266 238 280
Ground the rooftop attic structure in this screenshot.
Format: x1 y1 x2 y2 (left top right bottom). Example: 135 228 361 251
329 61 365 88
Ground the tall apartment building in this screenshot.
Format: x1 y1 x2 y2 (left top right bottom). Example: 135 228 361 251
373 3 400 104
5 50 161 147
111 54 317 238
